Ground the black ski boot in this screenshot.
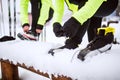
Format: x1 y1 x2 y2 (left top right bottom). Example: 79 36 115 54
77 27 115 61
60 38 79 49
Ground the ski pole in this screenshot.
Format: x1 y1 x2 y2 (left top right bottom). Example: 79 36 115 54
107 21 118 26
14 0 16 38
8 0 12 36
0 0 1 35
44 26 46 42
0 0 5 35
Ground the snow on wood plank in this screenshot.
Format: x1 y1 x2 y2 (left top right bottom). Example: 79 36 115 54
0 40 120 80
0 59 72 80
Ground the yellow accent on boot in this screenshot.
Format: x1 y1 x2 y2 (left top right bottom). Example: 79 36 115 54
97 27 115 35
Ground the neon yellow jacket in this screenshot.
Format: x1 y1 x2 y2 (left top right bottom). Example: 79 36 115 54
53 0 107 25
20 0 53 26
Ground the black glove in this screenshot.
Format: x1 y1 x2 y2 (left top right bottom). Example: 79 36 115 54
36 24 43 30
22 23 30 28
53 22 65 37
36 24 43 36
63 17 81 38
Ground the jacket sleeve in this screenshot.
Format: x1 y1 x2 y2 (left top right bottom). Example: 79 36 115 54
37 0 53 25
52 0 64 24
20 0 29 25
72 0 107 25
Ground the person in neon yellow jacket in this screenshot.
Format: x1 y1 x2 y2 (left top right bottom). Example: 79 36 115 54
20 0 54 38
52 0 118 50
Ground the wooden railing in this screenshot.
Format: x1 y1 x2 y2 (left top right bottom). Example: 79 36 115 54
0 59 72 80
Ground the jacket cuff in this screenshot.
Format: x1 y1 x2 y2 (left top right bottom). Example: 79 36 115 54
36 24 43 30
53 22 61 27
22 23 30 28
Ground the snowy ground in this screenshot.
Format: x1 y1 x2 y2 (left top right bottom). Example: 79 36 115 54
0 0 120 80
0 18 120 80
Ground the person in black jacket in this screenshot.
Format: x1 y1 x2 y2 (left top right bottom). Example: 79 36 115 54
52 0 118 51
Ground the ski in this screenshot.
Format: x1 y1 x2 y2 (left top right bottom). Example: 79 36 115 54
77 44 112 61
48 46 65 56
17 33 37 41
77 47 91 61
17 33 29 40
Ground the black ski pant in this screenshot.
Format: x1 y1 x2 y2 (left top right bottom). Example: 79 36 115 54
68 0 118 45
30 0 54 35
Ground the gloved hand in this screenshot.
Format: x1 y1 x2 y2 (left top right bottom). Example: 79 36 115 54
63 17 81 38
22 23 30 32
36 24 43 34
53 22 65 37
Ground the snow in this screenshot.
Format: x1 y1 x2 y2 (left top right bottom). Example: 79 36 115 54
0 19 120 80
18 67 50 80
0 0 120 80
0 35 120 80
